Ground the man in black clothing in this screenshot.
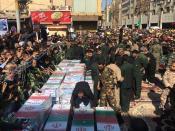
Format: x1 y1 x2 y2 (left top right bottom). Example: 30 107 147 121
40 25 48 42
120 55 134 112
71 81 94 108
66 42 84 61
119 25 124 44
142 47 156 84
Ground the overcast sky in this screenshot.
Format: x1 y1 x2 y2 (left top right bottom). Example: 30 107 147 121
102 0 112 10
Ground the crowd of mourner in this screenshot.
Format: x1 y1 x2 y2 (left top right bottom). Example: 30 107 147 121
0 25 175 130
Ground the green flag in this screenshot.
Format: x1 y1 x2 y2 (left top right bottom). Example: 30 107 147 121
136 20 141 27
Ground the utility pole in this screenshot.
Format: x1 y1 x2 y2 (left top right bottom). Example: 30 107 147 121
148 1 152 29
106 0 108 28
15 0 21 33
159 1 164 29
139 0 142 29
118 0 122 27
132 0 136 29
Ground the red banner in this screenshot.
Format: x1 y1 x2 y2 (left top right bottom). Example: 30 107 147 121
31 11 71 24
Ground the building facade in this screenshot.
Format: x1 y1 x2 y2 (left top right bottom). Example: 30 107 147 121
29 0 68 11
72 0 102 32
0 0 71 12
111 0 122 28
112 0 175 29
102 5 112 28
0 0 73 35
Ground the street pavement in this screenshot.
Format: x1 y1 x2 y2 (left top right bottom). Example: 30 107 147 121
119 76 175 131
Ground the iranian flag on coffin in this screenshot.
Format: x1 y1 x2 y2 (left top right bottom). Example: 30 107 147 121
64 71 84 83
67 71 85 76
15 93 52 131
44 104 70 131
58 88 72 105
85 76 93 81
67 64 85 73
57 60 84 72
60 60 81 64
68 67 84 73
74 108 94 115
41 88 58 102
47 78 62 84
57 63 68 67
41 83 60 103
58 82 75 104
71 109 94 131
59 82 75 96
58 60 81 69
56 65 69 72
96 107 120 131
70 60 81 63
59 87 74 97
71 120 94 131
52 104 71 110
86 70 92 76
50 71 65 80
42 83 60 89
59 59 71 64
64 75 84 83
59 82 76 90
59 94 72 105
74 108 94 120
67 64 85 71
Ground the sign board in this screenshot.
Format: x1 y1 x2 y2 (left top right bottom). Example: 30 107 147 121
31 11 71 24
0 19 8 36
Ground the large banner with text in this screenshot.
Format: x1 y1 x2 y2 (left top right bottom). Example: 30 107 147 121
31 11 71 24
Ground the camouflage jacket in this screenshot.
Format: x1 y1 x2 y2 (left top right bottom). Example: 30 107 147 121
163 69 175 88
167 52 175 69
100 66 118 89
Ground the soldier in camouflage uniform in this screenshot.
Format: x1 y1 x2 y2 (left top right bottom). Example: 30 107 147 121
167 46 175 69
160 61 175 111
150 39 163 71
27 59 47 92
52 47 64 65
98 60 122 112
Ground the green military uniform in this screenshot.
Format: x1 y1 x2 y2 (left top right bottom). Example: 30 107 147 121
120 61 134 112
65 44 84 61
90 63 99 106
99 67 120 112
65 46 73 59
53 51 64 65
150 43 163 71
83 55 100 106
27 67 47 92
133 53 148 99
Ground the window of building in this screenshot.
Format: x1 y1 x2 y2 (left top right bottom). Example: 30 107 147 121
166 7 170 13
152 10 155 15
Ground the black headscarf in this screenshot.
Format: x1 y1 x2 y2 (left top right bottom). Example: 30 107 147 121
70 81 94 108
